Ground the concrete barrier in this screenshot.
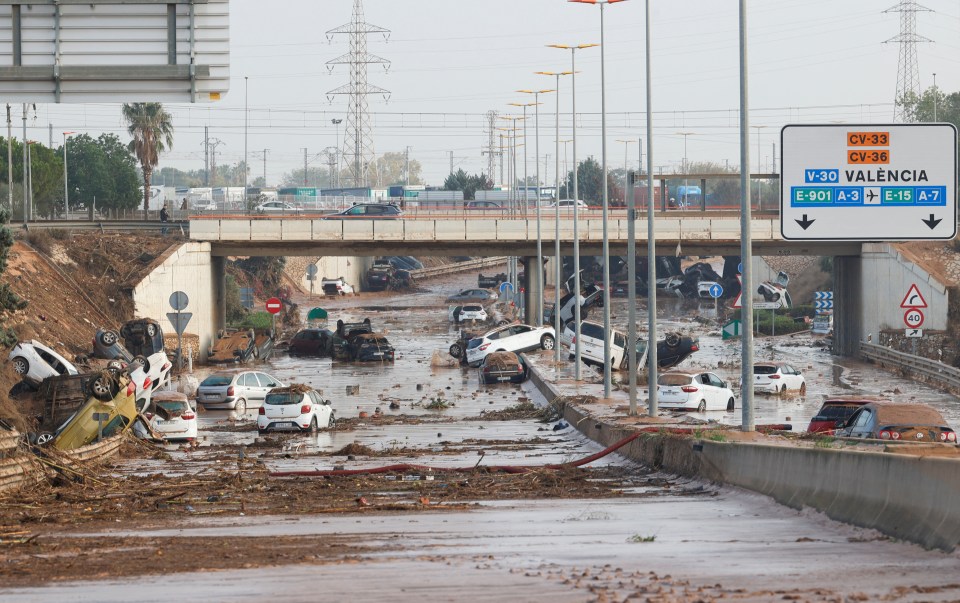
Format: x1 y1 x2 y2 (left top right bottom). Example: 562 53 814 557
526 362 960 552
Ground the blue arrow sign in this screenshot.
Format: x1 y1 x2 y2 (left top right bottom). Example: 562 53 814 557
814 300 834 310
709 284 724 299
499 281 514 294
815 291 834 301
738 262 743 274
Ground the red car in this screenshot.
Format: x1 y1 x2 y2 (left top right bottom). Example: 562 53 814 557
807 398 875 433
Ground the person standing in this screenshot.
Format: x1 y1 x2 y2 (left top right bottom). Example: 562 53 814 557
159 204 169 234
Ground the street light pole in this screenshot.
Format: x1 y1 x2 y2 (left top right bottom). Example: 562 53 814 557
645 0 658 417
676 131 694 208
244 76 249 205
536 72 572 363
332 118 343 189
739 0 755 432
550 43 597 381
63 131 75 220
517 94 552 326
752 125 766 209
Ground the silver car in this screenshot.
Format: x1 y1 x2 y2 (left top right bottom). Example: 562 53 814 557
197 371 285 414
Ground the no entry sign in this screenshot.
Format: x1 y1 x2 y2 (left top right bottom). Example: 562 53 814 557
266 297 283 315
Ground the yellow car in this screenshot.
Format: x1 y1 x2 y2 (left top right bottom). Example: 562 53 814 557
52 373 138 451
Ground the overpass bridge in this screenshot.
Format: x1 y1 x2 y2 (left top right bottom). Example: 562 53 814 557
188 212 862 257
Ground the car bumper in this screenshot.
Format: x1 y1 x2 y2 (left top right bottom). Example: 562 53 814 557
658 399 698 410
753 382 781 393
153 422 198 440
258 417 311 431
199 397 237 410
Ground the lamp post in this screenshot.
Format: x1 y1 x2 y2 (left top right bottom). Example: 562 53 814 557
645 0 658 417
535 72 573 362
616 139 636 196
676 131 695 208
63 131 75 219
332 118 343 189
498 117 524 287
514 97 548 325
933 73 938 121
244 76 249 205
549 43 597 381
739 0 755 432
570 0 627 397
752 125 766 209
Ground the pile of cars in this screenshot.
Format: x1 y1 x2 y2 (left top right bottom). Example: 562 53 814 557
560 321 699 372
365 260 413 292
7 318 177 449
287 318 395 363
807 398 956 443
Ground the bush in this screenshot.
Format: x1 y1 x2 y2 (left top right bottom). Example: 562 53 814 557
238 311 274 330
25 230 53 255
225 275 245 324
789 304 817 319
754 313 807 336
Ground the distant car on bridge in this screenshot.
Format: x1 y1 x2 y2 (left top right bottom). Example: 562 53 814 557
327 203 403 219
255 201 302 214
545 199 588 210
464 200 503 211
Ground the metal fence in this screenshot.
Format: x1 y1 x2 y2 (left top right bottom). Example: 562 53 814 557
860 341 960 392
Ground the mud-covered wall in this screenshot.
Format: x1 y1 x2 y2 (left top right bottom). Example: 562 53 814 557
132 242 217 358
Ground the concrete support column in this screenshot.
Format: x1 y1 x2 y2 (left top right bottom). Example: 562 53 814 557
833 255 862 357
212 256 227 333
522 256 544 326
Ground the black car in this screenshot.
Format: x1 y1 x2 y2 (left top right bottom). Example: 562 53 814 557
386 256 424 271
327 203 403 219
656 333 700 370
366 261 413 291
347 333 396 362
289 328 334 356
478 272 508 289
331 319 373 360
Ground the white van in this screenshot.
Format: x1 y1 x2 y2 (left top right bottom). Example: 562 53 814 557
565 320 648 371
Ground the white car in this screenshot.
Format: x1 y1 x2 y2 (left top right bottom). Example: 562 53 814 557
454 304 487 322
751 362 806 395
546 199 589 210
657 371 736 412
561 320 648 371
131 351 172 393
258 386 335 433
464 322 556 367
8 340 79 388
321 277 355 296
255 201 301 214
143 391 197 441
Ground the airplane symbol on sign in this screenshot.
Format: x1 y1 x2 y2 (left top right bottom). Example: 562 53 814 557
866 189 877 202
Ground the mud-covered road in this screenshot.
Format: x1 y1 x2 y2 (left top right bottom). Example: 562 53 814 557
2 269 959 602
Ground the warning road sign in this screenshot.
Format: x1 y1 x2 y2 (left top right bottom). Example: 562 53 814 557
900 284 928 309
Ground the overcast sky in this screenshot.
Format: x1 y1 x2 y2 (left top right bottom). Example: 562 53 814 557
23 0 960 187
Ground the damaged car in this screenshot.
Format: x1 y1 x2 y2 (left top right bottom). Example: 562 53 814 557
8 340 79 389
141 391 197 442
478 351 528 384
330 318 374 361
209 328 275 363
347 333 396 362
365 260 413 291
50 371 139 451
321 277 356 296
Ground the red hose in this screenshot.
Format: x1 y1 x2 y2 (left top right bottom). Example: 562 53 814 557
269 431 644 478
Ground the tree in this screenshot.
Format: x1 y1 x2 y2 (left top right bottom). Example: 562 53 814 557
561 157 617 204
122 102 174 217
0 206 26 346
65 134 139 213
443 169 492 200
373 152 422 187
897 87 960 126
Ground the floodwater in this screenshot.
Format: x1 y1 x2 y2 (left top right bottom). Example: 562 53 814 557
11 267 960 601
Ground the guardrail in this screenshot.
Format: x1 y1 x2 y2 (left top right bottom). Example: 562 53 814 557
860 341 960 392
17 220 189 234
411 257 509 280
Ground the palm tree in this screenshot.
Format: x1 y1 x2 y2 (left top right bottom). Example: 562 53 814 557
122 103 173 218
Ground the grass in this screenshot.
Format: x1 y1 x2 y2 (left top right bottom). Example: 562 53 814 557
627 534 657 543
706 432 728 442
237 311 274 330
814 436 836 448
424 395 451 410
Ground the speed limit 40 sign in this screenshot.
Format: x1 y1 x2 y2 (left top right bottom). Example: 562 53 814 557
903 308 924 329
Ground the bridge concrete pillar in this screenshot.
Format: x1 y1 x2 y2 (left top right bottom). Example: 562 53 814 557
833 255 862 357
212 256 226 333
522 256 544 326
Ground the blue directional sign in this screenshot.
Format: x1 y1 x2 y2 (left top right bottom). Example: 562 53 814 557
708 284 724 299
781 124 957 241
814 291 833 301
814 300 834 310
499 281 514 294
737 262 743 274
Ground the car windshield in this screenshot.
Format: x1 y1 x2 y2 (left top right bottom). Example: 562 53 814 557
201 374 232 386
466 338 483 350
463 305 482 312
658 374 693 386
265 393 303 406
754 365 778 375
156 400 188 412
814 403 866 421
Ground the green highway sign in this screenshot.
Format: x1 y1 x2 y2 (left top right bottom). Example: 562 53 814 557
722 320 741 340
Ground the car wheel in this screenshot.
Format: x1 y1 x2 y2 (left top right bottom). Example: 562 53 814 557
697 400 706 413
131 355 148 370
799 382 806 395
11 356 28 376
35 431 54 446
89 373 119 402
665 333 681 348
233 398 247 415
497 320 509 327
308 416 319 433
726 398 735 412
328 411 337 429
106 359 125 371
146 323 158 337
99 330 119 346
780 384 787 395
541 334 556 351
449 343 463 358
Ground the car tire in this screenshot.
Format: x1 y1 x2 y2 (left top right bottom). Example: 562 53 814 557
35 431 54 446
146 323 158 337
726 398 735 412
308 416 319 433
99 330 119 346
107 359 125 371
234 398 247 415
697 400 706 413
89 373 119 402
780 384 787 394
131 355 148 370
541 334 556 351
799 382 806 395
449 343 463 358
328 411 337 429
11 356 28 376
665 333 681 349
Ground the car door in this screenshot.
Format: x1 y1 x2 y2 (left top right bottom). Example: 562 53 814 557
237 373 258 403
845 408 874 437
784 365 802 390
706 373 727 408
311 391 331 427
255 373 279 403
511 325 535 352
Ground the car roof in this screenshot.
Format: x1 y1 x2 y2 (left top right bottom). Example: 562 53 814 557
867 403 948 425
